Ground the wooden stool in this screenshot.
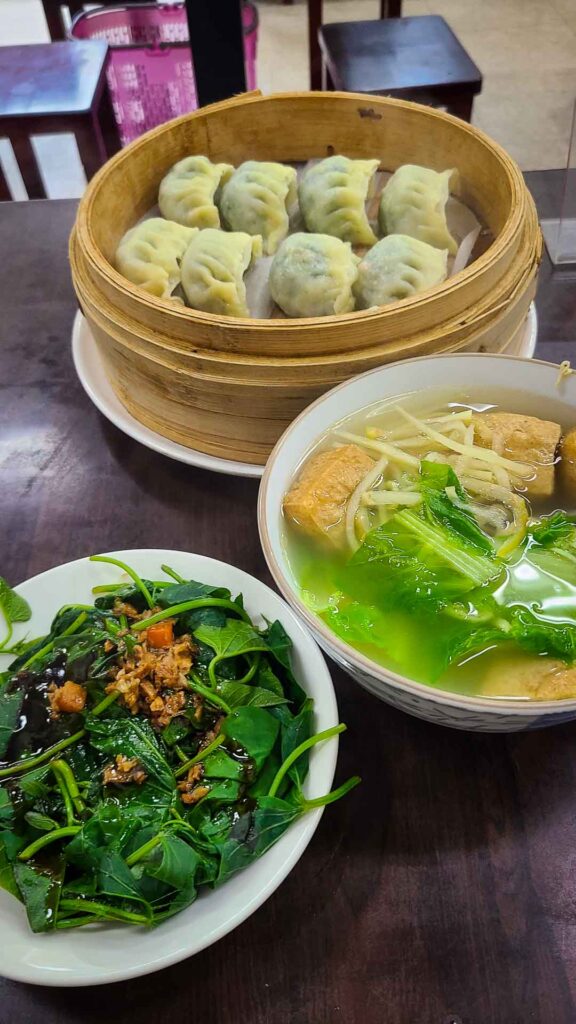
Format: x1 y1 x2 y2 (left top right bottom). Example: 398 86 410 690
0 41 120 200
319 16 482 122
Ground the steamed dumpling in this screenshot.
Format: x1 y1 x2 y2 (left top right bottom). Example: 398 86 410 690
159 155 234 229
115 217 198 300
220 161 298 255
180 228 262 317
269 233 359 318
379 165 458 255
299 156 379 246
354 234 448 309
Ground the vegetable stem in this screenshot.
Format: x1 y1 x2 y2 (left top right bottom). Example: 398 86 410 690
161 564 185 584
234 652 261 685
125 833 162 867
18 825 80 860
51 759 85 815
21 611 88 670
0 729 85 778
89 555 154 609
174 733 225 778
300 775 361 809
0 619 13 653
90 689 120 717
58 898 149 925
186 673 232 714
131 599 250 632
51 762 77 826
268 724 346 798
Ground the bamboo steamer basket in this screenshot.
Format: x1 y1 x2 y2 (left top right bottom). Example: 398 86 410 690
72 244 538 464
71 227 537 387
72 91 542 359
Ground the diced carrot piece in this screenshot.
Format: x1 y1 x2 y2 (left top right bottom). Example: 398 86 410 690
53 680 87 714
146 620 174 648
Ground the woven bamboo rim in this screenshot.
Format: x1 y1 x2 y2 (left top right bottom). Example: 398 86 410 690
72 91 541 358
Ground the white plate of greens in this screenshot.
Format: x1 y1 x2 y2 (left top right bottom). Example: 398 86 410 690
0 550 353 986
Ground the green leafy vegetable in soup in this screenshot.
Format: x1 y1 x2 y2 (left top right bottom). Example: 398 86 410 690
283 391 576 701
0 557 359 933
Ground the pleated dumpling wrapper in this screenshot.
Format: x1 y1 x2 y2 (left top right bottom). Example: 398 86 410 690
269 233 359 318
379 165 459 255
220 160 298 255
115 217 198 300
354 234 448 309
181 228 262 318
299 155 379 246
159 155 234 229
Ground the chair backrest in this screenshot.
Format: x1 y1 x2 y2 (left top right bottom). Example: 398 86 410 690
41 1 138 40
308 0 402 89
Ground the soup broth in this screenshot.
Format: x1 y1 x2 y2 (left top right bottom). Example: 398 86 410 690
283 386 576 701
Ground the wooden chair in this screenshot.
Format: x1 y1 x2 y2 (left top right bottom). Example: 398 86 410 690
318 15 482 122
308 0 401 90
0 41 120 199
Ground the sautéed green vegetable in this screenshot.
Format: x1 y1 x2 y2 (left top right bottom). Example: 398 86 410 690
0 557 359 933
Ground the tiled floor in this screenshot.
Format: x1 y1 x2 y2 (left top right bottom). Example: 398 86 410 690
1 0 575 199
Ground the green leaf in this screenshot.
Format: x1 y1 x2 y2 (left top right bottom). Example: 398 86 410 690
529 511 576 548
194 620 268 662
419 464 494 555
162 717 191 748
203 748 246 780
86 717 175 797
201 778 242 803
96 850 150 909
0 672 25 759
217 681 289 708
158 581 231 609
216 797 300 884
253 660 285 697
420 460 465 500
221 707 280 773
24 811 59 832
0 836 19 899
280 698 314 788
342 507 500 616
0 578 31 626
13 861 63 933
261 621 307 708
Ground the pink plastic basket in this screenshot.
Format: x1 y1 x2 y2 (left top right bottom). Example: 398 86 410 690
70 2 258 146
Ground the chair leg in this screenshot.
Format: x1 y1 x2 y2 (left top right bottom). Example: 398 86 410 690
96 86 122 159
445 93 474 123
41 1 66 40
308 0 323 91
0 160 11 201
73 115 107 181
380 0 402 15
9 130 46 199
322 58 335 91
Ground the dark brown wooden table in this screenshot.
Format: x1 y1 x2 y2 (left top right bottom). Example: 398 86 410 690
0 171 575 1021
0 42 120 199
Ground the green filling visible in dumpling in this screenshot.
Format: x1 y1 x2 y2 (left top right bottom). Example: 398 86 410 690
354 234 448 309
269 232 359 318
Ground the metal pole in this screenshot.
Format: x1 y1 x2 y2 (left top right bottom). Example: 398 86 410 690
185 0 247 108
